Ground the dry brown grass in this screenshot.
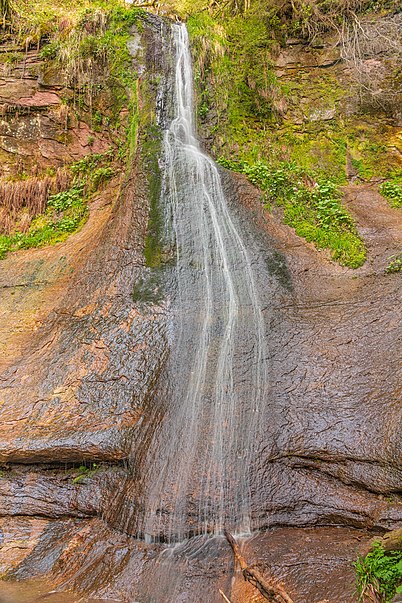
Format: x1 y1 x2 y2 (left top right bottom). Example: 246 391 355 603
0 168 71 234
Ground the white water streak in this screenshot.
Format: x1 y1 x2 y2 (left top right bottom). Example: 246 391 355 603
140 23 268 542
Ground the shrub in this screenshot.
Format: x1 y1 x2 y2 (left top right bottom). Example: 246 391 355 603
385 253 402 274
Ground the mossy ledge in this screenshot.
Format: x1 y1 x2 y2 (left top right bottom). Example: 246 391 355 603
0 0 145 259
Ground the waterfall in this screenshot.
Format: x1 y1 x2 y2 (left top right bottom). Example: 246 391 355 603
114 23 268 544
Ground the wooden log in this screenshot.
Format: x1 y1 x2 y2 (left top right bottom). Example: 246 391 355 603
224 530 296 603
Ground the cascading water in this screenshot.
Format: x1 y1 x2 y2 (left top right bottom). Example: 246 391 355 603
112 22 269 544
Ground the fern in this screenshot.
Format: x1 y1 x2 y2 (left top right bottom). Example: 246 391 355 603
355 542 402 602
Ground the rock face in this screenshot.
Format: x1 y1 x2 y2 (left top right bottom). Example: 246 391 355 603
223 172 402 537
0 16 169 464
0 14 401 603
0 166 167 462
0 51 109 178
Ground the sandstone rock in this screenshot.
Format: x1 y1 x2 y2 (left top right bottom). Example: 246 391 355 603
309 107 336 121
375 528 402 552
0 15 401 603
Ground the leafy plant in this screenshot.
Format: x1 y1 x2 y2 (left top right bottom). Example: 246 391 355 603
47 186 84 212
354 541 402 602
39 41 60 60
92 166 115 189
218 157 366 268
71 149 114 177
380 181 402 208
385 253 402 274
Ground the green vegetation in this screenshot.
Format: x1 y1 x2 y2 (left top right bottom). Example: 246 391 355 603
0 0 142 259
2 0 400 270
385 253 402 274
380 180 402 209
0 185 87 259
4 0 143 151
0 149 116 260
72 462 99 484
163 0 399 22
185 0 401 268
142 124 164 269
70 149 116 189
219 157 366 267
355 541 402 602
39 2 143 129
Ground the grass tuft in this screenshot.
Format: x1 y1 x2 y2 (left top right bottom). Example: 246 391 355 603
380 180 402 209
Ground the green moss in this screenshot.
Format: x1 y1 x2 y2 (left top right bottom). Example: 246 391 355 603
32 2 142 135
142 123 164 269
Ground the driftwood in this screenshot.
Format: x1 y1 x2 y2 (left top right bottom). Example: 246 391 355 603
224 530 295 603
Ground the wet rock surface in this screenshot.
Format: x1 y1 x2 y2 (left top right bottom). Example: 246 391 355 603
0 22 168 464
225 172 402 535
1 166 400 602
0 15 401 603
0 464 126 518
0 521 376 603
0 164 167 463
0 50 109 178
231 527 374 603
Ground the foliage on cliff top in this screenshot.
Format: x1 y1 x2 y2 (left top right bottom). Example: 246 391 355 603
5 0 137 41
0 0 141 257
157 0 401 28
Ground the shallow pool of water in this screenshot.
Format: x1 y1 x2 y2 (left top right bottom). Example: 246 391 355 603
0 579 114 603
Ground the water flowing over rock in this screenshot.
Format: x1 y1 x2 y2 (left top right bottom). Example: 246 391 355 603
0 15 401 603
109 23 271 544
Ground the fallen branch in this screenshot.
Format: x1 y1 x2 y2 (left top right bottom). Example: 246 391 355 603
224 530 295 603
219 589 233 603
